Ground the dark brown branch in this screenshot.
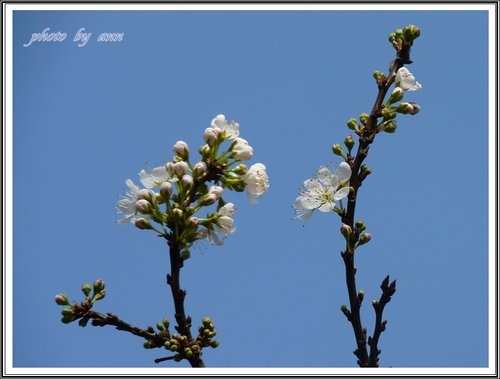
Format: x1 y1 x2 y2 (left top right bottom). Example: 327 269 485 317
339 43 409 368
166 241 205 367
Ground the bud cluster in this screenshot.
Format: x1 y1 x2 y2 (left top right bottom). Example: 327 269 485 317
54 279 107 325
156 317 219 362
116 114 270 252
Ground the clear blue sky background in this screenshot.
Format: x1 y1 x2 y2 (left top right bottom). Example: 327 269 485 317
10 7 490 370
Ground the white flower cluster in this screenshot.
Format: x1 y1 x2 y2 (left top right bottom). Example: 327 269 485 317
117 114 269 248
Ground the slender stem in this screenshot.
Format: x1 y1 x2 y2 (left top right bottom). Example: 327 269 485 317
166 241 205 367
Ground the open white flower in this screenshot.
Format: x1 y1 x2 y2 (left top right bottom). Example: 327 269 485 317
139 166 170 189
117 179 142 224
294 162 351 221
395 67 422 91
210 114 240 139
243 163 269 204
199 203 237 246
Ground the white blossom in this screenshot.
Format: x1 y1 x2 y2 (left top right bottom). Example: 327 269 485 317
243 163 269 204
139 166 170 189
210 114 240 139
294 162 351 221
395 67 422 91
231 138 254 161
117 179 142 224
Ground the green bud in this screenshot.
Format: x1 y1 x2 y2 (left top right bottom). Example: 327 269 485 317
377 119 397 134
331 143 345 158
359 113 369 125
232 163 247 175
372 70 385 81
340 305 351 319
388 32 397 42
169 344 178 352
92 290 106 302
191 344 200 353
387 86 404 105
162 319 170 328
184 348 193 358
156 322 165 331
81 284 92 298
403 24 420 41
381 107 397 120
209 340 220 348
143 340 155 349
344 135 355 152
395 102 414 114
55 293 70 305
164 340 171 349
355 220 366 232
60 308 75 324
202 317 213 329
346 118 358 131
134 218 152 230
360 164 372 177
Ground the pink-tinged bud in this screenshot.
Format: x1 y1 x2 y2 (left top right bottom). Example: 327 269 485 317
209 185 224 199
135 199 152 213
396 102 414 114
135 217 152 230
137 188 154 201
203 127 220 146
192 161 207 179
357 233 372 246
160 182 172 200
93 279 105 293
172 208 183 221
186 217 199 227
198 193 217 206
173 161 189 177
340 224 352 239
181 175 194 189
173 141 189 160
54 293 70 305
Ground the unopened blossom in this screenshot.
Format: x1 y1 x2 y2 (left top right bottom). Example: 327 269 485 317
395 67 421 91
231 138 253 161
210 114 240 139
117 179 141 224
173 140 189 160
294 162 352 221
243 163 269 204
139 166 169 189
203 127 220 146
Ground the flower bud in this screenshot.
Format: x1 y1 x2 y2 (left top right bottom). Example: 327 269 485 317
203 127 219 146
209 340 220 348
358 232 372 246
92 290 106 302
230 138 253 161
184 347 193 358
357 290 365 303
192 161 207 179
135 217 152 230
135 199 152 213
81 283 92 297
181 174 194 189
359 113 369 125
396 102 414 114
381 107 397 120
355 220 366 232
173 161 189 177
377 119 397 133
340 224 352 239
409 102 420 115
387 87 404 105
346 118 358 131
173 141 189 160
186 216 199 227
344 135 355 152
232 163 247 175
137 188 154 201
160 181 172 200
54 293 70 305
93 279 105 293
331 143 345 158
360 164 372 176
372 70 386 82
403 24 420 41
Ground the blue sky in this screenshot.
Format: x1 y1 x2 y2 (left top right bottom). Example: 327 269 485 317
6 4 494 374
